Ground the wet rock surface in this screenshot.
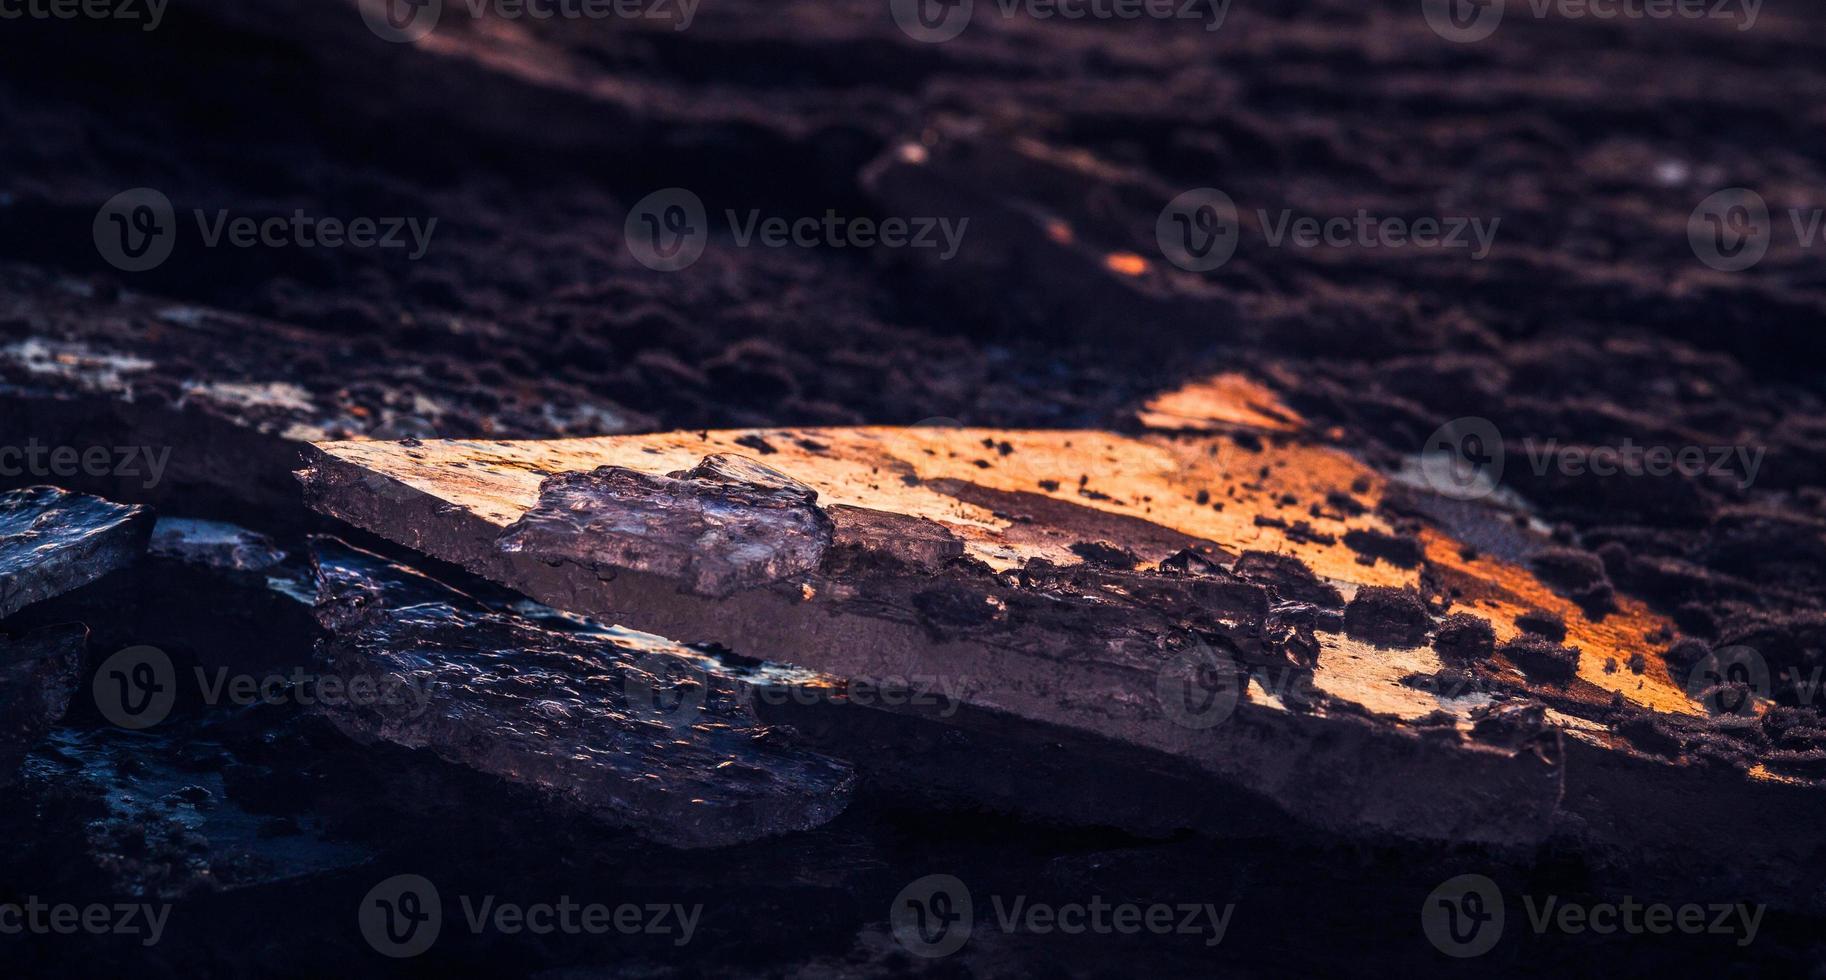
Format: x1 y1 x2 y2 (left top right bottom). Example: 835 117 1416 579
0 486 150 619
310 537 855 847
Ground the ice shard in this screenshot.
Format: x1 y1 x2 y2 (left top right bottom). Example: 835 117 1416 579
308 538 855 848
0 485 152 620
300 425 1603 847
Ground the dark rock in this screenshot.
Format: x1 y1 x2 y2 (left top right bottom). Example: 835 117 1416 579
1616 713 1683 758
0 623 84 780
1500 635 1581 685
1155 548 1225 578
827 505 964 572
1069 540 1140 569
1527 547 1615 615
1664 636 1711 670
1469 702 1550 749
1514 609 1567 642
1341 528 1423 568
1433 613 1496 663
1232 550 1344 608
1344 586 1431 648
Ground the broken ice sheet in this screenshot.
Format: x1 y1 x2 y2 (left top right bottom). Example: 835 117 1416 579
149 517 287 572
308 538 854 848
0 485 152 619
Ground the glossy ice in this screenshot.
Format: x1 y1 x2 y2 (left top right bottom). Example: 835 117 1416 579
308 538 855 848
0 485 151 619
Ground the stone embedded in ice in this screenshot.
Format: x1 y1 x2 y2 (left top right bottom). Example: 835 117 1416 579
497 456 833 598
308 537 854 848
0 486 152 620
